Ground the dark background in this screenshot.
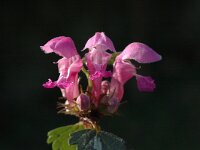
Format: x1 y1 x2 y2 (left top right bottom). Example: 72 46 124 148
1 0 200 149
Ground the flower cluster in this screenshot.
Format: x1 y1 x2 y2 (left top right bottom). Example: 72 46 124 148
41 32 161 126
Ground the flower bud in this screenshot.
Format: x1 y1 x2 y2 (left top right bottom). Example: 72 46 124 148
107 97 119 113
76 94 90 111
101 80 110 95
100 95 119 114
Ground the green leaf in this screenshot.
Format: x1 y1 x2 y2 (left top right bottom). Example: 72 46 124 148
69 129 126 150
99 131 126 150
47 123 84 150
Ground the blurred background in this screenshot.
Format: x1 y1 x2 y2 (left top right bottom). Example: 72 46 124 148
1 0 200 149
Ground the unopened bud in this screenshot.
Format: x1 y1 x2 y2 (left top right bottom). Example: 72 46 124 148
101 80 110 95
100 95 119 114
76 94 90 111
107 97 119 113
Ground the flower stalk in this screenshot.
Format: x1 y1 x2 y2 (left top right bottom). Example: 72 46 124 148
81 65 93 92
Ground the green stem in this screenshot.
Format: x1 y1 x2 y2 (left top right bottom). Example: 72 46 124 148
81 66 93 92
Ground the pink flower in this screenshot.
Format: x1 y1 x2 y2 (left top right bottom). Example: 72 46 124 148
84 32 115 104
136 75 155 92
40 36 78 58
110 42 162 102
41 33 162 113
43 79 57 88
83 32 115 52
41 36 83 101
57 56 82 100
117 42 161 63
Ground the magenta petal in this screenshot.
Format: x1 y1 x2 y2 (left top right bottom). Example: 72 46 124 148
136 75 156 92
57 81 73 89
113 61 136 85
83 32 116 52
57 56 82 100
85 49 111 75
40 36 78 58
67 57 83 77
57 56 82 77
85 50 112 101
109 59 136 101
89 70 112 80
43 79 57 88
61 74 80 101
119 42 162 63
102 70 112 78
89 71 102 80
85 49 111 72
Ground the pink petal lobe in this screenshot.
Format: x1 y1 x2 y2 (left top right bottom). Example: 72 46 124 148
89 71 112 80
85 50 112 101
136 75 156 92
89 71 102 80
119 42 162 63
57 56 82 100
85 49 111 74
40 36 78 58
57 80 73 89
61 74 80 100
113 60 136 85
83 32 116 52
109 59 137 101
43 79 57 88
57 56 82 77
